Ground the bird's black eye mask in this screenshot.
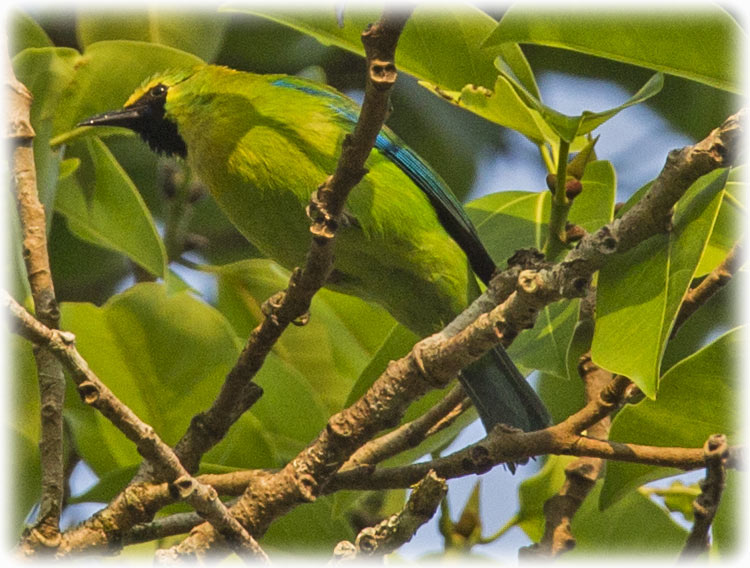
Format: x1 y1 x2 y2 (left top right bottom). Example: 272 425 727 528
79 83 187 158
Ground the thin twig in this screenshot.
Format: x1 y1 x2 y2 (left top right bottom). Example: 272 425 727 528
672 242 743 337
340 385 470 473
7 59 66 549
332 470 447 561
680 434 729 559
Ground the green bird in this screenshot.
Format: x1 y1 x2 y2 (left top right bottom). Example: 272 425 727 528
80 64 550 436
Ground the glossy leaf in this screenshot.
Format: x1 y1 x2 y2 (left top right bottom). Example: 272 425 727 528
537 369 586 427
512 161 615 377
568 160 616 233
495 56 664 142
712 470 740 556
10 336 42 529
694 166 744 276
466 190 549 261
600 326 742 509
341 322 476 468
662 270 743 372
570 482 687 555
262 494 354 552
60 283 330 477
484 6 742 93
344 323 418 408
55 137 168 279
465 161 614 379
592 168 729 398
418 75 555 145
646 481 699 521
12 47 79 231
227 2 538 93
60 284 243 473
77 10 228 62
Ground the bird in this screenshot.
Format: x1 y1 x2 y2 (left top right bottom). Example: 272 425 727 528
79 64 551 437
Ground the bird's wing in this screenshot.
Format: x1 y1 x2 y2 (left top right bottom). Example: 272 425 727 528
270 76 496 284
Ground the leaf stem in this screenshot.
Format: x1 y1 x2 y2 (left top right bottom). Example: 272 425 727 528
544 138 571 258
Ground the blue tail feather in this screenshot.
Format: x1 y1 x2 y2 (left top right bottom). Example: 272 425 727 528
458 345 551 433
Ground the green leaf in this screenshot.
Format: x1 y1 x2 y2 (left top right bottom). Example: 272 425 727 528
592 168 729 398
509 301 579 380
344 323 418 408
77 10 228 62
262 494 354 552
644 481 700 521
694 166 744 276
12 47 79 230
341 322 475 469
600 326 742 509
510 161 615 378
60 282 334 474
662 270 743 372
11 336 42 529
466 190 550 261
538 368 586 427
568 160 616 233
483 6 743 93
565 313 594 382
212 259 396 411
61 283 245 474
8 10 53 56
712 470 740 556
495 56 664 142
55 137 168 278
7 192 33 306
228 2 532 92
418 75 555 145
569 481 687 555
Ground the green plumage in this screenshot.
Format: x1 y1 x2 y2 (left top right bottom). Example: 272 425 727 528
82 64 550 436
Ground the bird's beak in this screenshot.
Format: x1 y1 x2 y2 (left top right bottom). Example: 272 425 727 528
77 104 149 130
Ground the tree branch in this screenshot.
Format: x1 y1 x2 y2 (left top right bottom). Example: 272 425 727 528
7 58 66 548
326 369 734 493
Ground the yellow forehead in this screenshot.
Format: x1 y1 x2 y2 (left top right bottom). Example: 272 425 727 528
124 78 164 107
123 68 198 107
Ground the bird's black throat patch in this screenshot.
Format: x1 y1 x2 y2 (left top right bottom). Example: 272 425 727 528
127 84 187 158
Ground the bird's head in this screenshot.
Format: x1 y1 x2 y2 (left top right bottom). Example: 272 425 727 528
78 69 195 157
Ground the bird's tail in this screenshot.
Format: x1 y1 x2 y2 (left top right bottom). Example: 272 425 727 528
458 345 551 434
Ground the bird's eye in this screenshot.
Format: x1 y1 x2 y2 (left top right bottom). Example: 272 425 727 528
150 84 168 98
